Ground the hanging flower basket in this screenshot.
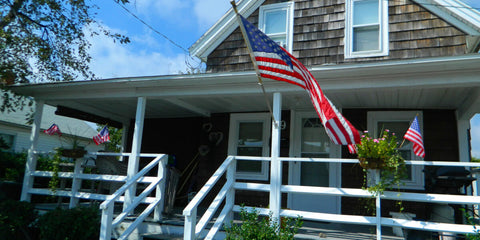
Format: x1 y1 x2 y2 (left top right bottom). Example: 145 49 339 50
358 157 386 170
58 148 87 158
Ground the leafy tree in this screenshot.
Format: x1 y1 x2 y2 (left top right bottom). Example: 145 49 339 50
0 0 131 112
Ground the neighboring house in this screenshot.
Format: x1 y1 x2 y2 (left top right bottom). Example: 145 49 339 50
0 101 103 153
9 0 480 233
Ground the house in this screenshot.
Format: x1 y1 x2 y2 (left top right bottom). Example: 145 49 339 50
0 100 103 154
8 0 480 239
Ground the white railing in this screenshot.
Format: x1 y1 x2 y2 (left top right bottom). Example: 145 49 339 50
183 156 236 240
24 151 168 240
99 153 168 240
183 155 480 240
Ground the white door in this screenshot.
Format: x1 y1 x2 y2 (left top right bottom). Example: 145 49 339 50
288 112 341 214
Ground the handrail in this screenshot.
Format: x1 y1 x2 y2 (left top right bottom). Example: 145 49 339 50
183 156 234 216
100 154 166 209
99 153 167 240
183 156 236 240
184 155 480 240
112 178 163 227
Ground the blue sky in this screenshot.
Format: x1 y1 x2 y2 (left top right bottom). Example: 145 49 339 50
88 0 480 158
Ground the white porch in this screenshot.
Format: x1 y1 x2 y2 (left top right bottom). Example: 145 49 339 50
12 54 480 239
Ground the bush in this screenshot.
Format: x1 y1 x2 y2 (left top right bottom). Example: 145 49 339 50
225 207 303 240
0 151 55 182
0 151 27 182
0 200 38 240
37 205 100 240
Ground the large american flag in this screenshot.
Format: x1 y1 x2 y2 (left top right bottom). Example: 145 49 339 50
238 15 360 145
93 126 110 145
44 123 62 136
404 116 425 158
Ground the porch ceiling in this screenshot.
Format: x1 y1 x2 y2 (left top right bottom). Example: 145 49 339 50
10 54 480 124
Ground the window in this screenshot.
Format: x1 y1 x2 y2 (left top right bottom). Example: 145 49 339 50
259 2 294 52
0 133 15 151
228 113 271 180
345 0 389 58
367 111 425 190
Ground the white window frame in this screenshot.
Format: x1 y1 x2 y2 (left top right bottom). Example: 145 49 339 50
345 0 389 58
367 111 425 190
258 2 295 52
228 113 271 181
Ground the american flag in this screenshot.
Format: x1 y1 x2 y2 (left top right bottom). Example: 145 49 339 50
93 126 110 145
44 124 62 136
238 15 360 145
404 116 425 158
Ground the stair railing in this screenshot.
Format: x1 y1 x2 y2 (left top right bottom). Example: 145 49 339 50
183 156 236 240
99 154 168 240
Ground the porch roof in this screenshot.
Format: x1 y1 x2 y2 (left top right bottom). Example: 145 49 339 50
9 54 480 124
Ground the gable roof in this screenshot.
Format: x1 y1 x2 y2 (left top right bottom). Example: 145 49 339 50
190 0 480 61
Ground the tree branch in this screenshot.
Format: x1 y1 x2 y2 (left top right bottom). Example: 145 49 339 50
0 0 26 29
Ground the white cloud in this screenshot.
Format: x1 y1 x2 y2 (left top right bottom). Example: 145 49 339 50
471 114 480 158
193 0 231 31
87 26 188 78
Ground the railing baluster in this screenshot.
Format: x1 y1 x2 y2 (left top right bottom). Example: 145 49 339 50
224 157 236 227
154 157 167 221
184 207 197 240
375 169 382 240
69 158 83 208
100 203 114 240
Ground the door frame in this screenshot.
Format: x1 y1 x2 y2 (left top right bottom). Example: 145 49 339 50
287 110 342 213
227 112 271 181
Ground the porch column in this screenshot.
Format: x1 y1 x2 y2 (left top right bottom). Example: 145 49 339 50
457 117 473 197
269 92 282 226
457 118 471 163
120 122 129 162
21 100 44 201
124 97 146 211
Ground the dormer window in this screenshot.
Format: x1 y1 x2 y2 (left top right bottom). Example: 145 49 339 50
259 2 294 52
345 0 389 58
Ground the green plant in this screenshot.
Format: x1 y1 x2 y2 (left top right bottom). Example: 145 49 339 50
47 150 62 193
225 207 303 240
37 205 100 240
356 130 407 195
462 208 480 239
0 151 27 182
0 200 38 240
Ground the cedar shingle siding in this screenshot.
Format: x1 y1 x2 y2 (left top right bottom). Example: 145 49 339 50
206 0 467 73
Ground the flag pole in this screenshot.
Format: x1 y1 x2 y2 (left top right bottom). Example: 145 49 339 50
230 1 278 127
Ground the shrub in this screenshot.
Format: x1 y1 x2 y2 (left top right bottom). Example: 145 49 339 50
225 207 303 240
37 205 100 240
0 200 38 240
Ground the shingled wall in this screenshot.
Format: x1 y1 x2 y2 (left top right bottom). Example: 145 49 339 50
206 0 467 72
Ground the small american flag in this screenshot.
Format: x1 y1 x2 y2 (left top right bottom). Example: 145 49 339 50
237 15 360 145
93 126 110 145
404 116 425 158
44 124 62 136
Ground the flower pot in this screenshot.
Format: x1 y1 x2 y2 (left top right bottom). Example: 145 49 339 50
59 148 87 158
358 157 385 169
